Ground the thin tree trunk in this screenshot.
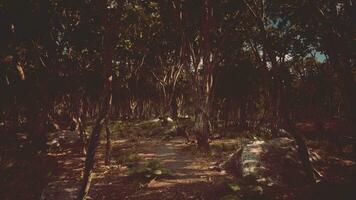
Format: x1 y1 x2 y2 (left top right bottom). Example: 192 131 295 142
77 73 113 200
239 97 247 130
78 100 88 155
105 120 112 165
78 117 87 155
76 106 110 200
73 95 88 155
326 49 356 160
170 93 178 119
195 110 210 152
30 109 48 151
76 0 114 198
28 93 50 151
77 73 113 199
195 0 213 151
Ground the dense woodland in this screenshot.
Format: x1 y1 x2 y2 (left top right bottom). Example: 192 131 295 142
0 0 355 200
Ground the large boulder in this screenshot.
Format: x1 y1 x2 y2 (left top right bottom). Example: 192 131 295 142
222 137 311 188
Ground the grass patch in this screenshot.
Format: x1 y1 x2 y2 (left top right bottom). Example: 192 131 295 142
220 178 268 200
127 159 173 182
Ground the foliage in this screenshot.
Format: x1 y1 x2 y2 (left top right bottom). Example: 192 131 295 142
127 159 173 182
222 181 266 200
0 0 354 198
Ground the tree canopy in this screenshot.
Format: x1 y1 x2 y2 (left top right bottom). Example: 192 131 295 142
0 1 355 199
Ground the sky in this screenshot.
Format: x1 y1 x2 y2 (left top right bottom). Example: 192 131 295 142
315 51 327 63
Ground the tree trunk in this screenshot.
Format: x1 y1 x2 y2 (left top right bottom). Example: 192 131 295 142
78 116 87 155
239 97 247 130
30 109 48 151
28 92 50 151
170 94 178 120
105 120 112 165
77 70 113 200
327 50 356 160
339 64 356 161
195 0 213 151
76 1 114 198
195 110 210 152
76 111 109 200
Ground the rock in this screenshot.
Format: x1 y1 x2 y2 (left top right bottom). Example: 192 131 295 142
222 137 310 188
219 148 243 172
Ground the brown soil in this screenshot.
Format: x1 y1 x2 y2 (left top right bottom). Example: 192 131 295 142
41 135 232 200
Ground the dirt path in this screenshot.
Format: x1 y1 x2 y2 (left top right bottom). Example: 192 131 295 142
40 131 85 200
39 128 356 200
144 138 221 188
41 133 230 200
89 138 230 200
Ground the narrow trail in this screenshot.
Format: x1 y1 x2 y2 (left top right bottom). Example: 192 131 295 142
143 138 222 188
41 132 230 200
94 138 230 200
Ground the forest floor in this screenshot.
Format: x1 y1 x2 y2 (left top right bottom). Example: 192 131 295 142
2 120 356 200
41 131 234 200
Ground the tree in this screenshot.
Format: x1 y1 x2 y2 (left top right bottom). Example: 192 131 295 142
76 0 116 198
